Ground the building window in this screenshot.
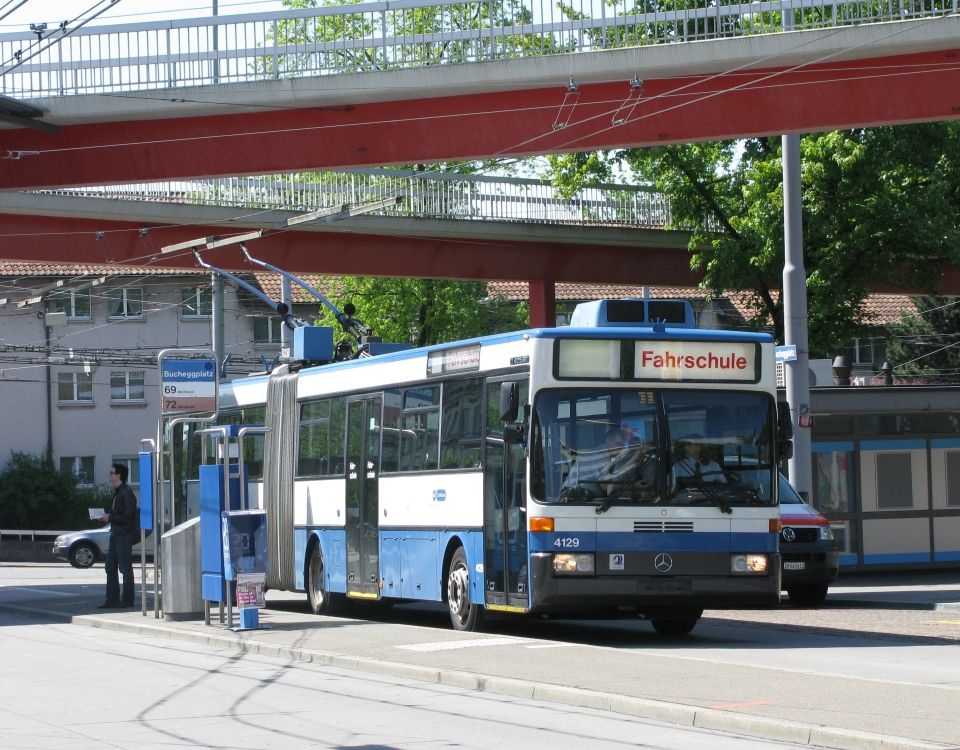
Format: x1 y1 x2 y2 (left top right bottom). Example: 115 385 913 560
111 370 145 401
812 448 855 513
946 451 960 508
112 456 141 486
253 316 283 345
57 372 93 403
107 287 143 319
53 289 91 320
876 452 914 509
181 286 212 318
846 337 884 367
61 456 95 486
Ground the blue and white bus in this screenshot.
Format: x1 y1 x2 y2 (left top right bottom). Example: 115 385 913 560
206 298 788 635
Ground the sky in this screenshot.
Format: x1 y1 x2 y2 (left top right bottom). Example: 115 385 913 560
0 0 292 31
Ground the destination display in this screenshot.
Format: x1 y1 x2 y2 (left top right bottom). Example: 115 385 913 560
635 341 757 381
555 339 759 382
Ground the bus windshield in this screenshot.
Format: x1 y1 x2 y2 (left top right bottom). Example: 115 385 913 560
532 388 776 510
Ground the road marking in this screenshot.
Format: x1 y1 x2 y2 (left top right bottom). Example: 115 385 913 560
525 643 568 649
710 700 774 710
930 620 960 626
398 637 521 652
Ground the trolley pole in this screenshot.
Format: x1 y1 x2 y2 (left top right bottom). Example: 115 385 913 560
782 131 812 499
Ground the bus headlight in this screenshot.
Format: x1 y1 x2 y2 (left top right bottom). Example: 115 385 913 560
730 554 768 574
553 553 595 575
820 526 834 541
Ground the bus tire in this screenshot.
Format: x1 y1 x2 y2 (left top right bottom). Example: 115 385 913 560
446 547 483 632
649 607 702 636
306 544 339 615
787 585 828 608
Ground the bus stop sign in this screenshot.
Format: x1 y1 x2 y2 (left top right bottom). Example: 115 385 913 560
161 357 217 415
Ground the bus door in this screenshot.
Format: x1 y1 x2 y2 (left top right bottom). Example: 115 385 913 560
483 378 529 610
345 395 382 599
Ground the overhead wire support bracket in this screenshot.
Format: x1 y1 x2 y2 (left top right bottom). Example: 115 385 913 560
612 77 645 127
552 77 580 131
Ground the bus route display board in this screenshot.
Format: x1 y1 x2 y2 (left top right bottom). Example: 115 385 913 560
159 352 218 416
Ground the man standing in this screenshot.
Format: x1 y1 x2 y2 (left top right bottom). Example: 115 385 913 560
98 463 137 609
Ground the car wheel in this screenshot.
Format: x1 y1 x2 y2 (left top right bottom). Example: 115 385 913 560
69 542 98 569
787 585 829 608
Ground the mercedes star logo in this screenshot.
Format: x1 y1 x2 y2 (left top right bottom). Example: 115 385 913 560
782 526 796 543
654 553 673 573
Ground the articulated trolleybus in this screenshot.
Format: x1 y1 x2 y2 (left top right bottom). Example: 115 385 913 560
219 299 788 635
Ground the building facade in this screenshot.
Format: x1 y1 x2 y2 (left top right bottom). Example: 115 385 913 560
0 261 302 488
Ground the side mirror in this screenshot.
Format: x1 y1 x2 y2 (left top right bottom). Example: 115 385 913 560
779 439 794 461
777 401 793 441
776 401 794 463
499 381 519 423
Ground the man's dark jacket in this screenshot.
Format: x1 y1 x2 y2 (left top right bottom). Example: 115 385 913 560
110 483 137 535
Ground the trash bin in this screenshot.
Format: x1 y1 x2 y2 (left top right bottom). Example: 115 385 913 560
161 517 202 620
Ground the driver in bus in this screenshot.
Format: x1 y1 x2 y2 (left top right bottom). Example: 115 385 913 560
672 435 727 485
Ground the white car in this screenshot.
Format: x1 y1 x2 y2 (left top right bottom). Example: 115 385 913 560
52 527 151 569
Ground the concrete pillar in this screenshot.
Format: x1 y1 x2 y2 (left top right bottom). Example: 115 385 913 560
782 132 812 498
529 280 556 328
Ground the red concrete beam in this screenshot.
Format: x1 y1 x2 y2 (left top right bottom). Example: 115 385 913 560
0 49 957 190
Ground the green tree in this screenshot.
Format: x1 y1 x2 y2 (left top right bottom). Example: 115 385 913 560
547 123 960 355
883 297 960 381
0 452 109 530
314 277 528 349
258 0 549 77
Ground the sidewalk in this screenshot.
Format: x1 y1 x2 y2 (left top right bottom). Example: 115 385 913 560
826 569 960 611
2 568 959 750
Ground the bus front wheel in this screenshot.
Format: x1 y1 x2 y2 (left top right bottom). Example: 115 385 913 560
446 547 483 631
648 607 702 636
306 545 339 615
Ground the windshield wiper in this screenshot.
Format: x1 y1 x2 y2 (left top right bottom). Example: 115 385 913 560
671 480 732 514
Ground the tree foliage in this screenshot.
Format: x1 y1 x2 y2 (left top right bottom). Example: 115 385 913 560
547 124 960 355
260 0 549 77
0 452 109 530
314 277 528 349
883 297 960 380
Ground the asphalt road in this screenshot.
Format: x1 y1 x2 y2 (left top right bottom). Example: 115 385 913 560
2 563 959 750
0 606 827 750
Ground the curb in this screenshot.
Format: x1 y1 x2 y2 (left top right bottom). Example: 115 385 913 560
827 597 960 613
0 601 952 750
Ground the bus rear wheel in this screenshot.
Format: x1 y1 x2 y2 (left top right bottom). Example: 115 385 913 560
306 545 340 615
648 607 703 636
446 547 483 631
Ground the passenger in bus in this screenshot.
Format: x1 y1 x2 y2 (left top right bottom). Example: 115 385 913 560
672 435 726 486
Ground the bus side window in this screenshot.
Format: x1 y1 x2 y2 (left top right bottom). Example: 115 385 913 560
329 397 346 475
440 377 483 469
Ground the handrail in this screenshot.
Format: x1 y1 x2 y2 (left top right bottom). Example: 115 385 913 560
35 169 676 229
0 0 953 98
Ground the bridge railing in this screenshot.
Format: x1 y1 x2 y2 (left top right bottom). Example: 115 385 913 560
37 169 674 228
0 0 954 97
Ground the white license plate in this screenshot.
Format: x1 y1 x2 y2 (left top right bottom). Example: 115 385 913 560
783 561 806 570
